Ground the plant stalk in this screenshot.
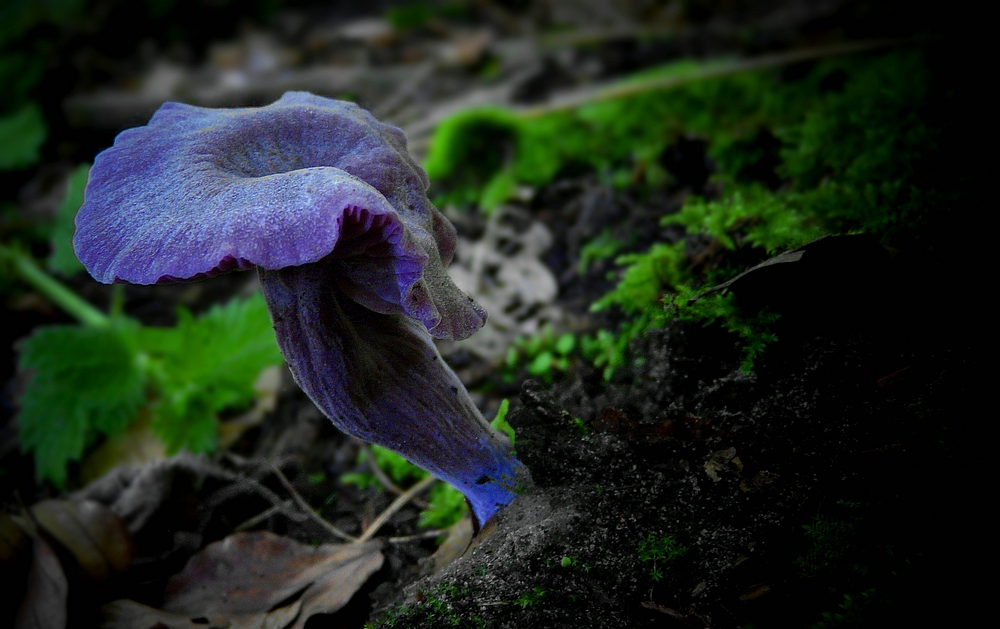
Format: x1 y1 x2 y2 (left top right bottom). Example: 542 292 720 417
0 245 108 327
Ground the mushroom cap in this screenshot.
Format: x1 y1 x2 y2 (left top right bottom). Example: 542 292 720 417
74 92 483 339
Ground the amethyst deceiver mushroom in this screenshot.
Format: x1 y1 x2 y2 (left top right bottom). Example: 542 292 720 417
73 91 527 528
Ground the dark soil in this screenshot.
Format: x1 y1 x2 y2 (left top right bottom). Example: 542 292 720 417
363 220 977 628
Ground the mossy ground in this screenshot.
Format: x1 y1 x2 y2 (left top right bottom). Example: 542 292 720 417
367 39 979 628
370 305 974 628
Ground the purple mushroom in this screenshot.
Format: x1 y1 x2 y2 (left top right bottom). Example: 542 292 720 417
73 92 527 528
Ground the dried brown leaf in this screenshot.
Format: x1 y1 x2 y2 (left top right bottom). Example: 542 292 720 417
30 499 135 580
0 512 30 562
163 531 382 626
80 410 167 484
14 536 67 629
101 598 302 629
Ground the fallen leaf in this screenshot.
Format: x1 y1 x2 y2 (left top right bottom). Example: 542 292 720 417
14 535 67 629
738 583 772 602
704 447 740 482
80 410 167 484
163 531 383 628
74 452 223 537
101 598 301 629
28 499 135 581
427 515 473 574
0 512 30 562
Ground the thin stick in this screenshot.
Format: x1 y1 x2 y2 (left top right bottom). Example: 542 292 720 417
359 443 405 494
235 500 293 531
387 529 448 544
358 475 438 543
266 461 359 543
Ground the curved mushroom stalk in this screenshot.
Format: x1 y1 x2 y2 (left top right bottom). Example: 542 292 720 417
72 91 529 528
260 260 523 526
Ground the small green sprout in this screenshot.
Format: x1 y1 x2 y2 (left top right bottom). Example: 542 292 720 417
638 534 688 582
490 398 516 445
514 587 546 609
502 327 578 383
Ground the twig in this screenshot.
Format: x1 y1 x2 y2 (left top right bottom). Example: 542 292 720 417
208 471 303 521
234 499 294 531
387 529 448 544
265 461 359 543
356 443 431 509
359 443 405 494
358 474 438 543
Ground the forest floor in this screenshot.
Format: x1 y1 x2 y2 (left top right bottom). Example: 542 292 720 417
0 1 981 628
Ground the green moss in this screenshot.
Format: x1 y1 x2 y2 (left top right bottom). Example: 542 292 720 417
594 51 937 375
796 515 859 577
368 582 487 629
514 586 545 609
578 228 624 275
428 49 945 376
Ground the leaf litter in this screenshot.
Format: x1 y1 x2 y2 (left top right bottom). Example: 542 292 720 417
104 531 383 629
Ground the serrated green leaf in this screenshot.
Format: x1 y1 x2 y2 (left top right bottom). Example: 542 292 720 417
0 102 47 170
137 293 282 454
17 322 146 486
47 164 89 276
162 294 281 401
149 392 218 455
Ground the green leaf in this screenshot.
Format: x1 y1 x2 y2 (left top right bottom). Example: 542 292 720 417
527 351 553 376
149 390 218 454
137 293 283 454
554 333 576 356
418 482 468 529
47 164 90 277
17 321 146 486
0 103 47 170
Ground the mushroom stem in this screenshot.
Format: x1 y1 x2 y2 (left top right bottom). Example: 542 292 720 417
258 261 526 528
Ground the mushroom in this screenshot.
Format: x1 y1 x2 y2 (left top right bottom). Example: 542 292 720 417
73 92 527 528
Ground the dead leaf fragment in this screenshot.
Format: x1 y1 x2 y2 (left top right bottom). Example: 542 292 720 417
81 409 167 484
163 531 383 629
14 535 68 629
704 447 741 482
427 515 473 574
102 598 302 629
738 583 772 602
28 499 135 580
0 512 30 562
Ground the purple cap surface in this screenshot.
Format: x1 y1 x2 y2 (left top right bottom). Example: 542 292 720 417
74 92 482 339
